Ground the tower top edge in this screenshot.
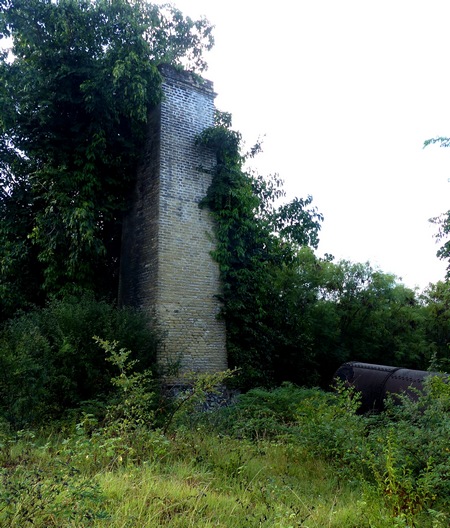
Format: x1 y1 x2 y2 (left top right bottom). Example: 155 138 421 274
158 64 216 97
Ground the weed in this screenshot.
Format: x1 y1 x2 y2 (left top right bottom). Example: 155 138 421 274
0 439 106 527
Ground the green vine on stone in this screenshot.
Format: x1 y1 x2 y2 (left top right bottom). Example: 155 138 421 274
196 112 324 388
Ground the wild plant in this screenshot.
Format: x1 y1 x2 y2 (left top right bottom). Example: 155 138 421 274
208 383 321 440
362 374 450 526
161 368 236 435
65 337 167 469
0 429 106 527
0 296 158 428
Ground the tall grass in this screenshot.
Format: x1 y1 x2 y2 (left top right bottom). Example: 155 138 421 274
0 428 392 527
1 347 450 527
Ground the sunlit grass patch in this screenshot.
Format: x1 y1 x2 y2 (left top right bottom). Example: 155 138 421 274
98 464 248 527
94 437 372 528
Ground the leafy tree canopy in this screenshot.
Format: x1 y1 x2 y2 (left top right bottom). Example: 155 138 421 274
195 115 438 387
197 113 325 387
424 137 450 277
0 0 213 319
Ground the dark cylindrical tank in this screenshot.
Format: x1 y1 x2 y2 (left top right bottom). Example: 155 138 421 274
333 361 439 412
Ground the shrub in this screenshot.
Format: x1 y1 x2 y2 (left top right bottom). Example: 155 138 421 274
61 338 168 472
194 379 450 525
0 296 158 428
363 375 450 524
204 383 340 441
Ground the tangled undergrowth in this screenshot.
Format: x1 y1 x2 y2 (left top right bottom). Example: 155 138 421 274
1 343 449 527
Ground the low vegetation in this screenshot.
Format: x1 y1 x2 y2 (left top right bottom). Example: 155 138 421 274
0 296 158 428
1 344 450 528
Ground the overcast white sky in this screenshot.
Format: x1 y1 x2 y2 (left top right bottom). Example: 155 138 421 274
157 0 450 290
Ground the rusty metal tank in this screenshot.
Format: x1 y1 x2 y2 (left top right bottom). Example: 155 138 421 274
333 361 440 412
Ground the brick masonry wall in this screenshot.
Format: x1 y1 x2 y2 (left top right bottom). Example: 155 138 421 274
120 64 227 377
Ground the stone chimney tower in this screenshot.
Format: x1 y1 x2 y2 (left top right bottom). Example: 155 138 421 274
119 64 227 377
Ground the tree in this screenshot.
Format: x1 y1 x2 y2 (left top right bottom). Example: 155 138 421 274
197 114 324 388
420 280 450 370
0 0 213 319
309 258 431 382
424 137 450 277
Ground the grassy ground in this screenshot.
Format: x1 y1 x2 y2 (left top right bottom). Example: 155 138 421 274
0 426 422 528
2 378 450 527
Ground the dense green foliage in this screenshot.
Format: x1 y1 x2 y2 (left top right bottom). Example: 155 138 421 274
0 296 157 428
1 0 450 447
0 0 213 318
2 372 450 527
199 117 445 388
210 380 450 526
0 4 449 525
197 115 324 387
303 254 434 383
